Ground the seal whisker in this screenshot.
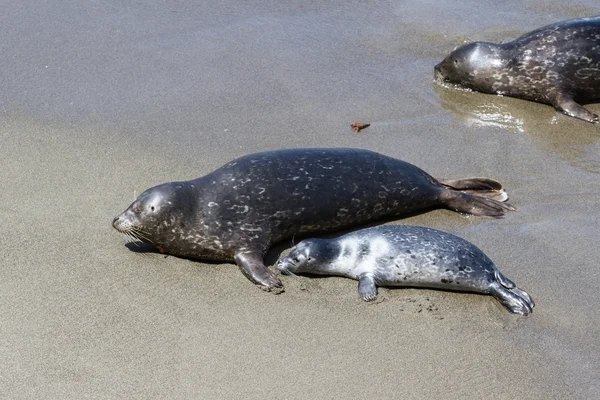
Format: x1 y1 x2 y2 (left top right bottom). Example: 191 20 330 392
123 232 133 242
122 229 139 242
118 226 152 247
119 232 156 257
120 231 134 243
122 232 140 246
125 233 142 247
129 231 147 242
129 227 152 243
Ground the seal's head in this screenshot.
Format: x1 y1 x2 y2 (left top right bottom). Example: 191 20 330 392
434 42 505 93
112 183 190 246
277 238 339 276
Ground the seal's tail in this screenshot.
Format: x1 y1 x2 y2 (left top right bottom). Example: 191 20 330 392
439 188 516 217
440 177 508 202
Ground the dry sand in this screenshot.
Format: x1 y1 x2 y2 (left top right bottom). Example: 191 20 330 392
1 1 599 399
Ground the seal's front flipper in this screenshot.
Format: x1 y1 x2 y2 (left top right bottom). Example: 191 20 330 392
235 251 284 292
551 92 599 123
358 275 378 301
440 178 508 202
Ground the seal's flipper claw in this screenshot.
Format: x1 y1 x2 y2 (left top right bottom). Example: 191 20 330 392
358 275 378 301
552 92 599 123
235 252 283 290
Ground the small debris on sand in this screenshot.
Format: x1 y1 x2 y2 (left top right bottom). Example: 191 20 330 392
350 122 370 132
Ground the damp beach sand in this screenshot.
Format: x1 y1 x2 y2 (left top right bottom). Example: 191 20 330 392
1 1 599 399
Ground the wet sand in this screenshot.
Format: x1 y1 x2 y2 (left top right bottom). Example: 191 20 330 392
2 1 599 398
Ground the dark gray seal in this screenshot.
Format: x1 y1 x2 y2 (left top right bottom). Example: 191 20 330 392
435 16 600 123
112 148 514 290
277 225 534 315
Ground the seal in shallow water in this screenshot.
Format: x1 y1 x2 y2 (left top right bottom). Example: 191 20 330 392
112 148 514 290
277 225 534 315
435 16 600 123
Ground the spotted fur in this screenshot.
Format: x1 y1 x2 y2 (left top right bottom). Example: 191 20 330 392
113 148 512 289
277 225 534 316
435 16 600 122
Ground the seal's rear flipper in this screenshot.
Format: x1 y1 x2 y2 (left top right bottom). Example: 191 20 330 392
551 92 599 123
489 282 534 316
440 177 508 202
235 251 284 292
440 189 516 217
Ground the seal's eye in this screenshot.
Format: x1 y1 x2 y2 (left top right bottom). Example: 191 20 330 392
133 206 143 213
151 206 155 212
292 257 300 263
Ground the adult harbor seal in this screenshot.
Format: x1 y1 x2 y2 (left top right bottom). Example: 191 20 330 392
277 225 534 315
112 148 514 290
435 16 600 123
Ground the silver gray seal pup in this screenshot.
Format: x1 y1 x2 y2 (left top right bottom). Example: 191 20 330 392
435 16 600 123
277 225 534 315
112 148 513 290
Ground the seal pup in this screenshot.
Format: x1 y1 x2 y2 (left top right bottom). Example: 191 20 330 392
277 225 534 315
435 16 600 123
112 148 514 290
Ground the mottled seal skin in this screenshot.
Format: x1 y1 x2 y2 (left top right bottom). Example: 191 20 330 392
277 225 534 315
112 148 513 290
435 16 600 123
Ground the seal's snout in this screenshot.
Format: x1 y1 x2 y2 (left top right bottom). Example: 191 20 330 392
434 63 446 82
276 258 293 275
276 260 287 273
112 215 125 231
